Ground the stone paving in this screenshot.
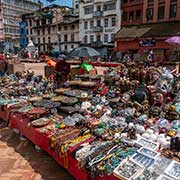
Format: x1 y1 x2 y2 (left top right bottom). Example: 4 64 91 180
0 121 75 180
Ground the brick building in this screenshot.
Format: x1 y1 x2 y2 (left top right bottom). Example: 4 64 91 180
115 0 180 62
121 0 144 26
143 0 180 23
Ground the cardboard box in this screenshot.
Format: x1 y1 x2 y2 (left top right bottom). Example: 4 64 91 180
44 65 55 77
7 63 25 74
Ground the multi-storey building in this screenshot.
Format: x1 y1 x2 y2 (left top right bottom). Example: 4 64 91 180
115 0 180 61
143 0 180 23
121 0 144 26
79 0 121 59
73 0 80 16
21 5 79 53
0 0 42 46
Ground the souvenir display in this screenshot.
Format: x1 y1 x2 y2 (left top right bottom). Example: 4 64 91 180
31 117 51 127
33 100 60 109
165 161 180 179
0 65 180 180
113 158 144 180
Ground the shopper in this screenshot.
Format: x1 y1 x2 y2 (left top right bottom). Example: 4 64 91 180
55 58 70 86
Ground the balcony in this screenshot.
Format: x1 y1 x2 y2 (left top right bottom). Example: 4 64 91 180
93 11 103 17
93 26 103 32
91 41 103 47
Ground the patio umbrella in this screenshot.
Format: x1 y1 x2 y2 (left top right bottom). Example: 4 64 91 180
68 46 100 58
165 36 180 45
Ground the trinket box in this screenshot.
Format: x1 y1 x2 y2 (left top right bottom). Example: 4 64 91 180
165 160 180 180
131 152 155 168
113 158 144 180
157 174 174 180
135 137 159 151
138 147 159 159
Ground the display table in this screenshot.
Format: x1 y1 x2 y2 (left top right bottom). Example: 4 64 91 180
0 105 11 122
9 112 118 180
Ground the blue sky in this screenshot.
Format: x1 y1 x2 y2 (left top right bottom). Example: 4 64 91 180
41 0 72 7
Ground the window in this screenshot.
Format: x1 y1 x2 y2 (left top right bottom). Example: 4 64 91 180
97 19 101 27
30 29 32 35
58 25 61 31
48 37 51 43
129 11 134 21
84 35 88 43
29 20 32 27
169 4 177 18
71 34 74 41
111 17 116 26
48 27 51 34
158 6 165 19
90 21 94 29
43 37 45 43
71 25 75 30
75 4 78 9
38 38 40 44
84 21 88 29
64 34 68 42
136 10 142 20
147 8 153 20
90 35 94 43
104 2 116 11
104 34 108 43
64 45 67 50
71 44 74 49
122 0 128 4
37 30 40 35
84 6 93 15
111 34 115 42
104 19 108 27
96 35 101 42
58 35 61 43
97 5 101 11
64 26 68 30
122 12 128 21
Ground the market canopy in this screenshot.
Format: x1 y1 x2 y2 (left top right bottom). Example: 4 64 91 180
115 21 180 39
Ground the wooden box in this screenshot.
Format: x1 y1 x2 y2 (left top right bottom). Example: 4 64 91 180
44 65 55 77
7 63 25 74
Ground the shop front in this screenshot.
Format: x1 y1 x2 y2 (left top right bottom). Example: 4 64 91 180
115 21 180 62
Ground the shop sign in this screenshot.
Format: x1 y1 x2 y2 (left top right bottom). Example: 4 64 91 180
139 39 156 47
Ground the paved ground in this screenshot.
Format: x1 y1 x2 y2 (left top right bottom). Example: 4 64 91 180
0 121 75 180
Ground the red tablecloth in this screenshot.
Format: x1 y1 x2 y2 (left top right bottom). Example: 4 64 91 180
0 108 10 122
9 112 118 180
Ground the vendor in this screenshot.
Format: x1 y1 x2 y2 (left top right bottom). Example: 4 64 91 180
55 58 70 86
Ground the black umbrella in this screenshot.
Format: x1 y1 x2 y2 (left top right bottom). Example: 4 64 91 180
68 46 100 58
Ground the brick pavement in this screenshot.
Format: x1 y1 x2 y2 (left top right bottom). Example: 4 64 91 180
0 121 75 180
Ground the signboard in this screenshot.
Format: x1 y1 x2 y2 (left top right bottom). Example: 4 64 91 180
139 39 156 47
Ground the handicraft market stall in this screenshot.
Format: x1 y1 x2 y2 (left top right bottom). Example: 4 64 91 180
0 64 180 180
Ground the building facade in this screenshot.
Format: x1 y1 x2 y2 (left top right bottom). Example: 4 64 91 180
121 0 144 26
143 0 180 23
73 0 80 16
21 5 79 53
115 0 180 61
0 0 42 46
79 0 121 59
